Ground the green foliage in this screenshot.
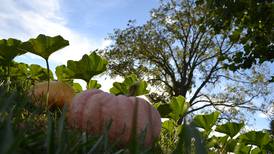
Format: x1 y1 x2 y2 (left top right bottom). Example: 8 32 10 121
56 52 107 88
72 82 83 93
156 95 189 124
200 0 274 70
20 34 69 61
215 122 244 138
239 131 271 148
87 79 101 89
0 61 53 91
193 111 220 132
155 103 172 118
55 65 73 82
110 74 149 96
0 38 26 65
102 0 273 124
173 123 207 154
168 96 188 122
28 64 54 81
1 32 273 153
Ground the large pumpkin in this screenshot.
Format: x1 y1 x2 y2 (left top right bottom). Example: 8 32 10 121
68 89 161 146
30 81 75 108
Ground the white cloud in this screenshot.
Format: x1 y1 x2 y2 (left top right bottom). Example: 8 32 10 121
0 0 108 65
0 0 119 91
257 112 268 118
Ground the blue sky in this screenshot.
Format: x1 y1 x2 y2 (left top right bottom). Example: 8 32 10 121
0 0 271 131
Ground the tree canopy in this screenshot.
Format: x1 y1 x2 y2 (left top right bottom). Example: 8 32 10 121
198 0 273 70
102 0 273 123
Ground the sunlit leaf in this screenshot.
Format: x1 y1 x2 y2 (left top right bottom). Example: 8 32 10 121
28 64 53 81
168 96 189 122
109 74 149 96
207 136 219 148
234 143 252 154
250 147 261 154
9 62 28 78
8 62 53 82
162 120 177 133
239 131 271 147
72 82 83 93
55 52 107 85
225 138 238 152
66 52 108 83
215 122 244 138
55 65 74 81
193 111 220 131
87 80 101 89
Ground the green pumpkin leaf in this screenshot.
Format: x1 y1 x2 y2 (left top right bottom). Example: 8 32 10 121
207 136 219 148
193 111 220 131
66 52 108 83
264 140 274 152
55 52 107 85
156 103 172 118
168 96 189 122
72 82 83 93
162 120 177 133
215 122 244 138
225 138 238 152
87 79 101 89
250 147 261 154
55 65 75 81
9 62 28 78
173 123 207 154
239 131 271 147
110 82 128 95
234 143 252 154
0 38 25 65
28 64 53 81
110 74 149 96
20 34 69 60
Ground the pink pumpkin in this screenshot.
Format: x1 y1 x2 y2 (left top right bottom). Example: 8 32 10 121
68 89 161 146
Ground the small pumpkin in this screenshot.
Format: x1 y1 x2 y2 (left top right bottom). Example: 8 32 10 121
68 89 161 146
30 81 75 108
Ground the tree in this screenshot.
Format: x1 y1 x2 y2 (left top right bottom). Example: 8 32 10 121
197 0 274 74
102 0 273 123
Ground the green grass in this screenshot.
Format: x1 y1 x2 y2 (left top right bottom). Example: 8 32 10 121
0 86 165 154
2 84 272 154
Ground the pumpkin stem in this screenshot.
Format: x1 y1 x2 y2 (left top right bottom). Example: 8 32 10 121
129 97 139 153
128 81 140 96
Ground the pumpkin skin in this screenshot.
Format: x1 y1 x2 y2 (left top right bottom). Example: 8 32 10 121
68 89 161 146
30 81 75 108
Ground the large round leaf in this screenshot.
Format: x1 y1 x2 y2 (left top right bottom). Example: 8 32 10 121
55 52 107 90
55 65 75 81
28 64 54 81
215 122 244 138
20 34 69 60
239 131 271 147
109 74 149 96
66 52 108 83
0 38 25 65
168 96 189 122
192 111 220 132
